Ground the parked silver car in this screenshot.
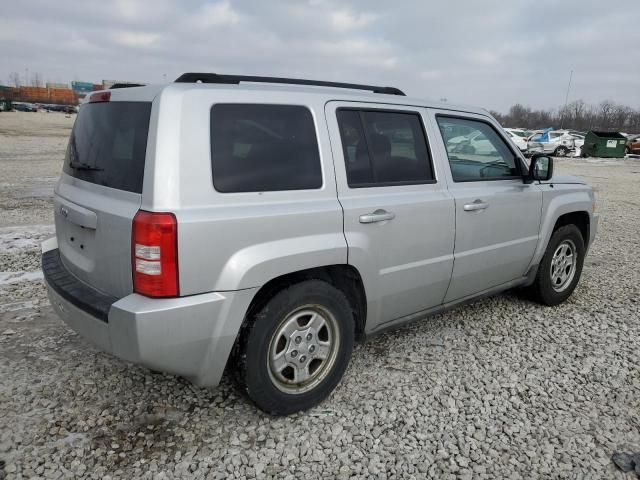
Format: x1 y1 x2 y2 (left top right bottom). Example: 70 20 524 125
42 73 598 415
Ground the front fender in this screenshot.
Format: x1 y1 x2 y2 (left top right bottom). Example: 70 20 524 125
530 186 593 266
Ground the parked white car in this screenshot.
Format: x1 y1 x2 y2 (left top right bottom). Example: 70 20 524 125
527 130 576 157
568 133 585 157
446 130 496 155
504 128 528 152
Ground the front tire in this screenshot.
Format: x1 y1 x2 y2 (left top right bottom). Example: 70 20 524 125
237 280 354 415
528 225 585 306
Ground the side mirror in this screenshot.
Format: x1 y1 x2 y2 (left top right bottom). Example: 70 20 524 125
528 154 553 182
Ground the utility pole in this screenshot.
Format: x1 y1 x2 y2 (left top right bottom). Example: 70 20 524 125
560 70 573 129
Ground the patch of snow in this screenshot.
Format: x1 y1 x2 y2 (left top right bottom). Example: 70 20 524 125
0 270 44 284
0 224 54 252
50 432 90 449
584 158 619 165
0 299 37 313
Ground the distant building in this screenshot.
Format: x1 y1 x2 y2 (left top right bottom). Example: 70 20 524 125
71 81 94 99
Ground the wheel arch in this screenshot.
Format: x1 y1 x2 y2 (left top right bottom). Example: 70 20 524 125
531 190 593 269
552 211 590 246
237 264 368 345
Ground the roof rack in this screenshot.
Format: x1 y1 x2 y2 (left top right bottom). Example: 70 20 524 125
174 72 405 96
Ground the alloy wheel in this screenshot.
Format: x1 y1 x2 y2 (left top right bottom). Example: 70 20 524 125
550 239 577 292
267 306 339 394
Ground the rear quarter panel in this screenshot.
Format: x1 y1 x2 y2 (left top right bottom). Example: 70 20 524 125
144 87 346 294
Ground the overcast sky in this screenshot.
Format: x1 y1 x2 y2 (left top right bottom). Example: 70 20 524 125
1 0 638 112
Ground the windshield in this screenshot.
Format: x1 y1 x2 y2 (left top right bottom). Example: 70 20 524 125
63 101 152 193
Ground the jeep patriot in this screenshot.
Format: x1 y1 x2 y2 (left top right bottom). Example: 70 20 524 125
42 73 598 415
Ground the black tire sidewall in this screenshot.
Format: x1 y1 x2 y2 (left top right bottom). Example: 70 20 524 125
536 225 585 305
240 280 354 415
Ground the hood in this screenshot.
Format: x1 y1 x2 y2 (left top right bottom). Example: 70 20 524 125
542 174 586 185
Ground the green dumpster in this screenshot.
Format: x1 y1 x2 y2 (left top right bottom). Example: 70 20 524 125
582 131 627 158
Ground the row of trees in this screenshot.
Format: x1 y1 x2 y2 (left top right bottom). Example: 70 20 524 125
7 72 45 88
490 100 640 133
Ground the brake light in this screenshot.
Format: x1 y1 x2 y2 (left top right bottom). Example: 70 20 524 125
89 91 111 103
132 210 179 297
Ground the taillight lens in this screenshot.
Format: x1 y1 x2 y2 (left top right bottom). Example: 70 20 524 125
88 91 111 103
132 210 179 297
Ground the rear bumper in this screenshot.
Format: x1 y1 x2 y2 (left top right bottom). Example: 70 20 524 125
42 238 257 387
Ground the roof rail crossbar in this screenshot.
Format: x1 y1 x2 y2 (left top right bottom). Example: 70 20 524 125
174 73 405 96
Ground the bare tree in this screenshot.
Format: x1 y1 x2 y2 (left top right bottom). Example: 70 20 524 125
612 105 633 131
8 72 21 87
597 101 616 130
494 99 640 133
31 72 44 87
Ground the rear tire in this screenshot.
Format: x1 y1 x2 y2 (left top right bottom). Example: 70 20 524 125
527 224 585 306
237 280 354 415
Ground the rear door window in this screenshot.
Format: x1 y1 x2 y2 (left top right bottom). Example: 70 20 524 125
336 109 434 187
63 102 152 193
210 104 322 193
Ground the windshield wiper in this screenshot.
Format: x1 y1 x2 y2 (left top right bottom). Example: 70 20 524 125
69 161 103 171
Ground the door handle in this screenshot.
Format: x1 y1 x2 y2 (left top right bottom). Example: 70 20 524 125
359 209 396 224
463 200 489 212
55 199 97 229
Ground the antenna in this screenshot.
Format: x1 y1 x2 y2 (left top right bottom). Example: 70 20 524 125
560 70 573 129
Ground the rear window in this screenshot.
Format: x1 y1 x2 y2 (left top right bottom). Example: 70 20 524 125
210 104 322 193
63 102 152 193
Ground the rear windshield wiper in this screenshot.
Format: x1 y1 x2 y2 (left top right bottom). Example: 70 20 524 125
69 161 104 171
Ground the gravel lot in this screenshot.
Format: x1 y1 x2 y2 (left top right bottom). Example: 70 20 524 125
1 111 639 479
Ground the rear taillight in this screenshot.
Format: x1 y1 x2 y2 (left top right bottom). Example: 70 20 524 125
88 91 111 103
132 210 179 297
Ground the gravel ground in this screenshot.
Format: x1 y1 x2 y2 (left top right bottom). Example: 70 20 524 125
1 111 639 479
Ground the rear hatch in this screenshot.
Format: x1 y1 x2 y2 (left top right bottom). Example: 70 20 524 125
54 98 152 298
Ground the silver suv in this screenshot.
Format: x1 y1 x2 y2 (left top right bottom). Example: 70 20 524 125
42 73 598 415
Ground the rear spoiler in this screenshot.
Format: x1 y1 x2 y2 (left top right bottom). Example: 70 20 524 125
109 83 145 89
